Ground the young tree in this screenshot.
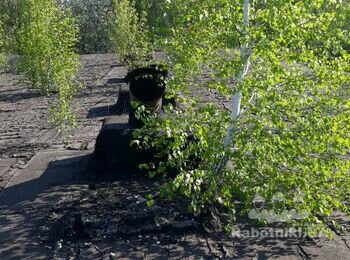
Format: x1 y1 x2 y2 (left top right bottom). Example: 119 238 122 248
16 0 80 132
135 0 350 236
109 0 152 69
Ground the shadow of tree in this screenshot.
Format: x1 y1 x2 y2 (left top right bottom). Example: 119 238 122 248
0 90 43 103
0 151 324 259
0 151 94 259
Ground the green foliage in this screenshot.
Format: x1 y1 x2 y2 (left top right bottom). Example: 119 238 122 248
0 0 19 55
0 1 14 68
110 0 152 69
134 0 170 42
16 0 80 132
145 194 155 207
0 18 5 67
60 0 114 54
134 0 350 237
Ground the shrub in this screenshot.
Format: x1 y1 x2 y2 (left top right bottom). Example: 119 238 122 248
16 0 80 133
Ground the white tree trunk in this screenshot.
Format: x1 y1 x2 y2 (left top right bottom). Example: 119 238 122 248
217 0 250 173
